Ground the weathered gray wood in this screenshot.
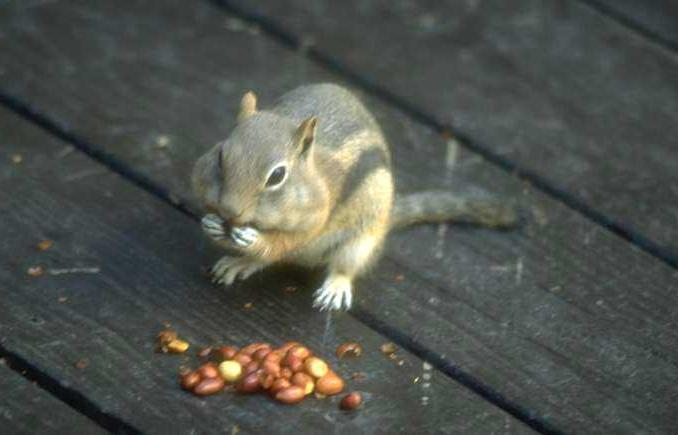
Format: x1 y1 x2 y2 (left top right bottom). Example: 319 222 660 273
223 0 678 262
0 363 105 435
585 0 678 48
0 108 530 433
1 0 677 433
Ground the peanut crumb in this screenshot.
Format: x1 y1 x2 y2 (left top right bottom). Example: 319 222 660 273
37 240 53 251
380 342 397 354
27 266 44 277
155 135 170 148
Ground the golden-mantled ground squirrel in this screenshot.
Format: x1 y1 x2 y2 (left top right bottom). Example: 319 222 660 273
192 84 514 311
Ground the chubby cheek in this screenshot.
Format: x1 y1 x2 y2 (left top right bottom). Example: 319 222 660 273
193 174 220 212
253 201 287 230
252 184 318 232
192 153 223 212
202 186 221 213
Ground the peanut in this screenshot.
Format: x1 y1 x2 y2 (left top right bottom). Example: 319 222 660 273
252 347 271 362
157 329 177 345
181 371 201 391
274 385 305 404
304 357 329 378
197 363 219 379
340 392 362 410
278 341 302 353
166 339 190 354
236 372 261 394
261 360 281 378
240 343 270 357
193 377 225 396
232 353 252 366
264 352 282 364
283 354 304 373
218 360 242 383
257 370 276 390
269 378 292 395
287 345 311 360
217 346 239 361
291 373 315 395
336 342 363 359
243 360 260 376
315 371 344 396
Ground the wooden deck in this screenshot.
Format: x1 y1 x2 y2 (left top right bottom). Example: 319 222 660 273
1 1 676 434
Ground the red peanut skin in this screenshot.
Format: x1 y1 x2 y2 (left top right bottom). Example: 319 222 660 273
181 371 201 391
340 392 363 410
236 372 261 394
275 385 306 404
193 378 225 396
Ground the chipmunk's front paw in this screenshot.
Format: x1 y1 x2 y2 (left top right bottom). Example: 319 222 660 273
312 275 353 311
201 214 227 241
230 226 259 248
211 256 265 286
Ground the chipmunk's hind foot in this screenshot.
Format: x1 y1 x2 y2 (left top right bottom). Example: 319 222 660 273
312 274 353 311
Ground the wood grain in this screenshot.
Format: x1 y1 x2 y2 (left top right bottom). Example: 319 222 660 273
0 363 105 435
0 107 529 433
585 0 678 48
0 0 677 433
224 0 678 261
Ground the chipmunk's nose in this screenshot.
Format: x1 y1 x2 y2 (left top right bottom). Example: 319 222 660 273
218 198 246 225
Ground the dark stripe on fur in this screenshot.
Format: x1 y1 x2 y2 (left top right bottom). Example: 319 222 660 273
335 146 389 208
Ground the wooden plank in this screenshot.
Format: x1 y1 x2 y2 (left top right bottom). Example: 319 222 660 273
0 363 105 435
222 0 678 262
0 0 677 433
0 108 530 433
585 0 678 48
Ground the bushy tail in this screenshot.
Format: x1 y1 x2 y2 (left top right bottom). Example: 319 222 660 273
390 191 517 231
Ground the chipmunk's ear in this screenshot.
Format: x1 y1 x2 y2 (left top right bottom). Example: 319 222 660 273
295 116 317 159
237 91 257 122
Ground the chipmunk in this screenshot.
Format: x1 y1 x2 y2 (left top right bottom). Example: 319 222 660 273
192 84 515 311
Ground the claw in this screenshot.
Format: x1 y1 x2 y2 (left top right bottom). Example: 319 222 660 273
230 226 259 247
312 275 353 311
202 214 227 241
210 255 266 287
202 214 223 228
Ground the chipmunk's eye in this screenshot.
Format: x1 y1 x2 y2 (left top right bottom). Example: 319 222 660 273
265 165 287 188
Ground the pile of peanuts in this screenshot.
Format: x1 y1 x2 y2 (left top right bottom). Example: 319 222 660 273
178 341 362 409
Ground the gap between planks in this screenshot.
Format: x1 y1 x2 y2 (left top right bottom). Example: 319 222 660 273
0 345 142 434
575 0 678 54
